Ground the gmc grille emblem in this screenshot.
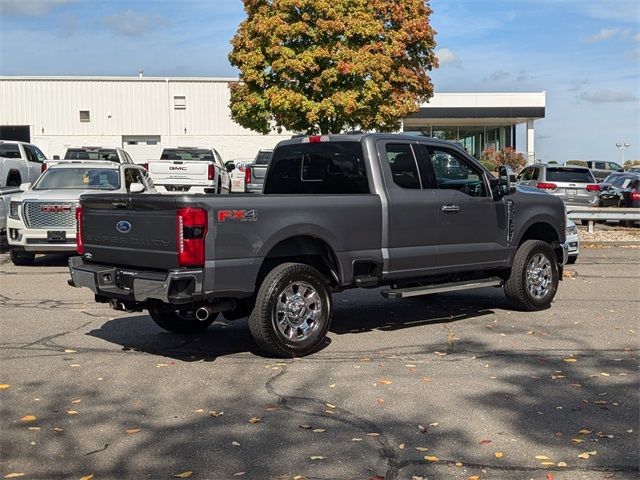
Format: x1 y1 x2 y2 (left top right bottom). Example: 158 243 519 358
41 205 71 213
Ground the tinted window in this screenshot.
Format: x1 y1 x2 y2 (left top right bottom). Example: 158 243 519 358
31 146 47 162
65 148 119 162
517 168 532 182
34 168 120 190
0 144 21 158
23 145 40 163
428 148 488 197
532 167 540 180
385 143 421 190
160 148 213 161
264 142 368 194
254 150 273 165
594 162 607 169
546 168 594 183
124 168 144 191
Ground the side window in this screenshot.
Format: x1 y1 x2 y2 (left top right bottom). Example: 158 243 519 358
124 168 144 191
428 148 488 198
531 168 540 180
0 144 21 159
142 169 155 189
608 162 622 171
213 149 224 167
23 145 42 163
516 168 531 182
32 146 47 162
594 162 607 169
384 143 421 190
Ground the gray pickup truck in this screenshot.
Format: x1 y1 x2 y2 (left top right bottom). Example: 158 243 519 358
68 133 568 357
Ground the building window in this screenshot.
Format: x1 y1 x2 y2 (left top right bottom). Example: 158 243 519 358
174 96 186 110
79 110 90 122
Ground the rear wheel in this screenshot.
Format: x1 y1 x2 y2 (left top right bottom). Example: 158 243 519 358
249 262 332 357
504 240 559 311
149 308 215 334
10 249 35 266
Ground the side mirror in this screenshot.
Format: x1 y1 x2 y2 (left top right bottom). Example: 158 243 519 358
498 165 517 196
225 161 235 172
53 155 60 160
129 182 145 193
19 182 31 192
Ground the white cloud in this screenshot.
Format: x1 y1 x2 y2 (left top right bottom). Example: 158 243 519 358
102 9 165 37
579 90 639 103
485 69 510 82
435 48 461 67
587 28 620 43
0 0 75 16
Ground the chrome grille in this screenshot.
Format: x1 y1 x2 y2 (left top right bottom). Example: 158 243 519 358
24 202 77 229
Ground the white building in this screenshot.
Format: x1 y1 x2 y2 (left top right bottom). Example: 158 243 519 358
0 76 545 162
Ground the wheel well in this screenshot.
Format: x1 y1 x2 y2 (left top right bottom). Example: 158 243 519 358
258 236 341 288
6 170 21 185
519 222 559 246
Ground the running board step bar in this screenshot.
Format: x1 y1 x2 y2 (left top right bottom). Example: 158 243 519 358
381 277 503 299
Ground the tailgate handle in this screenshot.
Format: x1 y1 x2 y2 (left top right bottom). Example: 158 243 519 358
173 161 183 164
441 205 460 213
112 201 130 209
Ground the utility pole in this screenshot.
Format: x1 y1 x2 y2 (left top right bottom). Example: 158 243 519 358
615 142 630 164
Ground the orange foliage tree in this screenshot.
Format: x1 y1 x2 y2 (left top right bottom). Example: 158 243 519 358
229 0 438 135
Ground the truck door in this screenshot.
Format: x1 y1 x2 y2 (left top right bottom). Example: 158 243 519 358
425 146 509 270
376 141 440 279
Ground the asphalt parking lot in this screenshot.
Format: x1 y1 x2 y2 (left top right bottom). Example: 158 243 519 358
1 248 638 480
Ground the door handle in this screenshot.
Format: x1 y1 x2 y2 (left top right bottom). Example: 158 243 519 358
441 205 460 213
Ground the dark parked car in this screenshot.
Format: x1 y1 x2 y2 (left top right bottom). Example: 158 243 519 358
599 173 640 209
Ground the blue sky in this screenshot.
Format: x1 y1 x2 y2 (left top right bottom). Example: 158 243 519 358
0 0 638 162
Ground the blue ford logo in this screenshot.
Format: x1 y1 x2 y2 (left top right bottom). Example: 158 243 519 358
116 220 132 234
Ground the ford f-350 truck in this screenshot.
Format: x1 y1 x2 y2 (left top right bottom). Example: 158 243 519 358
68 134 568 357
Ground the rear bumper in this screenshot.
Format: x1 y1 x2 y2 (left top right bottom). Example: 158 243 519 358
68 256 204 304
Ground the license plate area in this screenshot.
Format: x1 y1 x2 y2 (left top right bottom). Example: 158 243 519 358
47 230 66 242
565 188 577 196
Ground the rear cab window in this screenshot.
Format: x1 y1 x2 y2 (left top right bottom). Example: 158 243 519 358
65 148 119 162
0 143 21 159
264 141 369 194
546 168 594 183
160 148 214 161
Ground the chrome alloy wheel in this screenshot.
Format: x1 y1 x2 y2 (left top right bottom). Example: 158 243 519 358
273 281 322 342
525 253 553 299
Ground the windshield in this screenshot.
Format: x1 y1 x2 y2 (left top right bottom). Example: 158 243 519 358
34 168 120 190
254 151 273 165
161 149 214 161
546 168 594 183
64 148 120 162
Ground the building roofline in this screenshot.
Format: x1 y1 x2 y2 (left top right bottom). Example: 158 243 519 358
0 76 240 83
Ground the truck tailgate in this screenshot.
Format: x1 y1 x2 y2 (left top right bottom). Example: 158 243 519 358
80 194 180 269
148 160 210 184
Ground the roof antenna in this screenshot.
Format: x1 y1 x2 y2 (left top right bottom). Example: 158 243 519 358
138 69 144 78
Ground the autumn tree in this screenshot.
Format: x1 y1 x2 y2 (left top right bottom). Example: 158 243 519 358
229 0 438 135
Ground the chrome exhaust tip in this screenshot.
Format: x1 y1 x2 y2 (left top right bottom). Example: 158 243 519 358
195 306 212 321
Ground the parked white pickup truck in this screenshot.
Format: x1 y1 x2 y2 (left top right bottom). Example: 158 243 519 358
6 161 155 265
143 147 232 194
0 140 47 188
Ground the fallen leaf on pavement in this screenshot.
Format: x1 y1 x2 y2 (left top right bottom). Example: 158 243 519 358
378 379 393 385
232 441 240 447
194 409 204 413
4 474 26 479
313 429 325 433
67 410 78 415
233 473 245 476
398 443 405 449
418 425 427 433
27 427 41 431
546 474 555 480
563 358 577 363
557 462 567 467
495 451 503 458
578 429 592 435
578 451 597 459
64 349 77 353
310 456 325 460
208 411 223 417
0 384 11 390
468 476 480 480
535 455 550 460
366 432 380 437
479 439 492 445
125 428 141 434
571 438 584 444
20 415 36 422
424 455 439 462
71 399 82 404
541 461 555 466
455 462 463 467
299 424 312 429
325 403 336 409
351 438 362 442
415 447 429 452
377 398 385 405
429 422 439 427
79 476 94 480
248 417 261 424
174 472 192 478
53 427 64 432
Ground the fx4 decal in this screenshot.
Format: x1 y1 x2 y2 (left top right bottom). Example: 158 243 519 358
217 209 258 223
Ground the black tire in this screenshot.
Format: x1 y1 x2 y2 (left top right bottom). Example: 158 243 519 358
504 240 559 311
248 262 332 357
10 249 35 266
567 255 577 264
148 308 215 334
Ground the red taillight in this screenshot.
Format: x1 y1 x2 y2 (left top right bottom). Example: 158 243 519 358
244 166 252 184
176 208 207 267
41 163 47 173
586 184 601 192
142 163 148 171
536 182 557 190
309 135 322 143
208 163 215 181
75 207 84 255
631 191 640 201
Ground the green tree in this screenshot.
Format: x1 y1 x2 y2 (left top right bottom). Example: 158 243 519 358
229 0 438 135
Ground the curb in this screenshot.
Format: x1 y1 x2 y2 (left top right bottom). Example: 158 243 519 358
581 241 640 247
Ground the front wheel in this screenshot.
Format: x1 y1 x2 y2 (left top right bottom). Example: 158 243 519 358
504 240 559 311
249 263 332 357
10 249 35 266
149 308 215 334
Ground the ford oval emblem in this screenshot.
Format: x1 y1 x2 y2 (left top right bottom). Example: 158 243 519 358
116 220 132 234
